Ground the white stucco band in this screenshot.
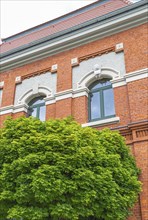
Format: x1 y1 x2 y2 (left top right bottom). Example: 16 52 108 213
45 87 89 105
111 68 148 88
0 103 28 115
0 68 147 116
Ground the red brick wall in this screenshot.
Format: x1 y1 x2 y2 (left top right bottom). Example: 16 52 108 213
0 23 147 220
127 79 148 122
0 23 147 108
133 141 148 220
72 96 88 124
46 103 56 120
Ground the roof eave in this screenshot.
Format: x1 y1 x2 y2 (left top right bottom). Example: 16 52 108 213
0 0 147 73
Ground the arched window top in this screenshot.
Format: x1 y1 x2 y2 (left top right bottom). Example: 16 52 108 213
28 96 46 121
28 96 45 106
77 66 120 89
89 79 111 91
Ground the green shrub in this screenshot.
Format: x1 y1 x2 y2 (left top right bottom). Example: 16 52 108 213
0 117 141 220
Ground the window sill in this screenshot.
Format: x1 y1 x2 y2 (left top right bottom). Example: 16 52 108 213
82 116 120 127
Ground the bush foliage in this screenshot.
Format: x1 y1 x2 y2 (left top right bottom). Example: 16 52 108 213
0 117 141 220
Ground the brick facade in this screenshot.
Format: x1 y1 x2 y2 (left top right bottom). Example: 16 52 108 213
0 1 147 219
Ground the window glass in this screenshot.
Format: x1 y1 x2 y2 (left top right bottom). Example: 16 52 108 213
28 96 46 121
31 107 37 118
90 80 111 90
39 105 46 121
91 92 101 120
89 79 115 122
29 97 44 106
103 88 115 117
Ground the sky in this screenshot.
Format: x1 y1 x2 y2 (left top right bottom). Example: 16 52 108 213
0 0 141 41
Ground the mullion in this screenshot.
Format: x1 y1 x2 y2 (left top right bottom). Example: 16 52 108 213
36 106 40 119
88 92 91 122
100 89 104 118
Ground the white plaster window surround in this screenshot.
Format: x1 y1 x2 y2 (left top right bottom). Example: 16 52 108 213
72 51 126 89
17 85 52 105
82 117 120 127
14 72 56 105
77 65 120 89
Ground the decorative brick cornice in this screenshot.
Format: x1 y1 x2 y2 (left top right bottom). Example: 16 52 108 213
22 67 51 80
78 46 115 63
112 120 148 144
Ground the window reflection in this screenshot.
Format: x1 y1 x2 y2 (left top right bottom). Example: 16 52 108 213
28 96 46 121
89 79 115 121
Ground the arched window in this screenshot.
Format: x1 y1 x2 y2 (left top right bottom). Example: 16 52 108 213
88 79 115 122
28 96 46 121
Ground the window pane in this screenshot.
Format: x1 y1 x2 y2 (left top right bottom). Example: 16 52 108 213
91 80 111 90
28 96 45 106
91 92 101 120
31 107 37 117
33 99 44 105
103 88 115 117
39 105 46 121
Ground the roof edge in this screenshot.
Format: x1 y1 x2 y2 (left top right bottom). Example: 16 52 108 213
1 0 142 58
2 0 111 43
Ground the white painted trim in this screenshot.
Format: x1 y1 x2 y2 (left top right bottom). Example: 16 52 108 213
55 89 73 101
111 68 148 87
111 78 126 88
0 108 13 115
45 88 89 103
82 117 120 127
13 104 28 113
0 104 28 115
125 68 148 83
44 97 56 105
73 91 89 98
